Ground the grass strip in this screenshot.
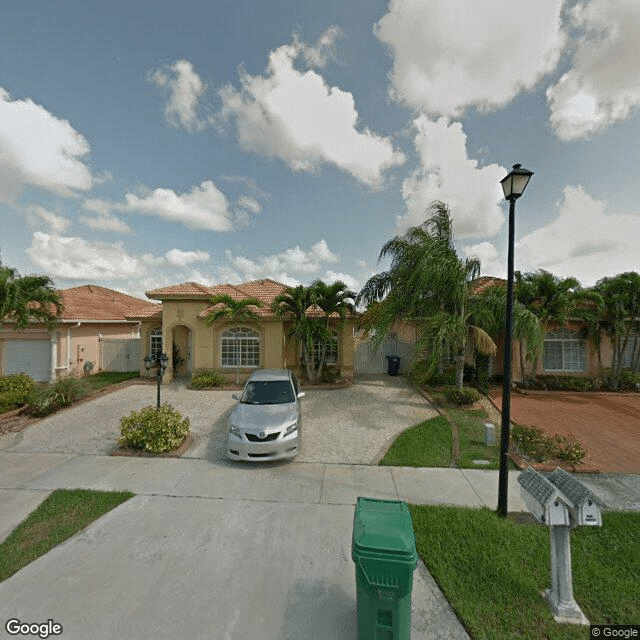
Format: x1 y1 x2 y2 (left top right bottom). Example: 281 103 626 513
0 488 134 582
409 504 640 639
379 416 452 467
85 371 140 392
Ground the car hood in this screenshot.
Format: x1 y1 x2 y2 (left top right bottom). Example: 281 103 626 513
230 402 298 431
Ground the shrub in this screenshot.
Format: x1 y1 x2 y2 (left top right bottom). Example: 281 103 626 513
26 375 90 417
191 371 225 389
534 375 595 392
619 370 640 391
511 424 587 466
0 374 35 413
409 360 456 388
118 403 190 453
320 367 341 384
443 385 480 406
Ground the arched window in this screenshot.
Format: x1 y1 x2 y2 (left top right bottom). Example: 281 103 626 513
543 329 585 372
150 328 163 356
221 327 260 367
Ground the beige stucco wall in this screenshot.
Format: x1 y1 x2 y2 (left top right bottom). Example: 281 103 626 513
138 299 356 383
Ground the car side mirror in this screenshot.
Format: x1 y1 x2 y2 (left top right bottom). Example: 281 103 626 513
232 393 239 400
297 392 305 399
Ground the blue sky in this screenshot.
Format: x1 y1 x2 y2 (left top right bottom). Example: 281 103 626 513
1 0 639 300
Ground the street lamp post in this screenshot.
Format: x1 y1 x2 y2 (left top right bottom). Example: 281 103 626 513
144 351 169 409
497 163 534 518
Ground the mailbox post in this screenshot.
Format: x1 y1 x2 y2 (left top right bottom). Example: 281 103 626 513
517 467 601 626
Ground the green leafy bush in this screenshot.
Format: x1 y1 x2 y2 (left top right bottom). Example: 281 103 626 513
511 424 587 466
533 375 595 392
27 375 90 417
619 370 640 390
0 374 35 413
191 371 225 389
118 403 190 453
443 385 480 406
409 360 456 388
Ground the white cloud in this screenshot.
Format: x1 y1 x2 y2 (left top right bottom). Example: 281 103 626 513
79 215 132 234
398 116 506 237
224 239 340 284
237 195 261 214
293 25 343 68
25 205 70 234
375 0 565 116
165 248 210 267
547 0 640 140
218 31 405 186
148 60 207 132
461 241 505 279
118 180 233 231
27 232 146 280
323 270 359 292
0 88 92 201
517 186 640 285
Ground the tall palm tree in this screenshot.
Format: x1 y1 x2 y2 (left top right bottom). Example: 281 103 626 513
0 261 62 331
271 284 322 383
204 293 264 384
310 280 355 382
358 201 497 388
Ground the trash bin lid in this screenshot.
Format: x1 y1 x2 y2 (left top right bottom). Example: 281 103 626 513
352 498 416 560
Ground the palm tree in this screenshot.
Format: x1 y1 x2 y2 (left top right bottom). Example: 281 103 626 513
271 284 318 383
0 261 62 331
514 269 580 384
594 272 640 389
358 201 497 388
310 280 355 382
204 293 264 384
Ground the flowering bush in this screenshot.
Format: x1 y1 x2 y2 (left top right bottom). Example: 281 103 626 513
118 403 190 454
511 424 587 466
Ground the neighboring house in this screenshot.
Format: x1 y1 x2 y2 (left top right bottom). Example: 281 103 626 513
0 285 159 382
129 279 356 383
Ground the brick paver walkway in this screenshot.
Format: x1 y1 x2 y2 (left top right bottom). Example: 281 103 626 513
488 390 640 473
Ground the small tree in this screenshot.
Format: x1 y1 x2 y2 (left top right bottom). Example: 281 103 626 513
204 294 264 384
0 260 62 330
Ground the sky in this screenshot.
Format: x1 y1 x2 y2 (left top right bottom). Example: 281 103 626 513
1 0 640 301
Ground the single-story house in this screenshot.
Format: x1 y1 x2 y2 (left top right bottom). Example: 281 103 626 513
128 278 356 383
0 285 159 382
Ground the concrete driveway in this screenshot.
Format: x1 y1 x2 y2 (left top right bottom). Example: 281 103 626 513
1 376 438 464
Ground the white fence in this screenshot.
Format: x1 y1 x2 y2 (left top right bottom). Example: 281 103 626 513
100 339 141 372
355 338 414 375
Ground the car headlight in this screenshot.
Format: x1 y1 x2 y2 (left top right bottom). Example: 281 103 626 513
283 422 298 437
228 424 242 438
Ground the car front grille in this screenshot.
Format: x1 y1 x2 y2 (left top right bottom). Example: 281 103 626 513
245 432 280 442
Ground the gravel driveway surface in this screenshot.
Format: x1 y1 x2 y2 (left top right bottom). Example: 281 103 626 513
2 376 437 464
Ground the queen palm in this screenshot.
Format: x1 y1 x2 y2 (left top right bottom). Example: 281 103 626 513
204 294 264 384
0 261 62 330
359 201 496 387
310 280 355 382
359 200 542 388
271 284 319 383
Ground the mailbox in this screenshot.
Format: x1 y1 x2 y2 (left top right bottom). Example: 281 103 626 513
547 468 602 527
518 467 570 526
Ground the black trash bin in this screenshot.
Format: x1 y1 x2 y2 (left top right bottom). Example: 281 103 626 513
386 355 401 376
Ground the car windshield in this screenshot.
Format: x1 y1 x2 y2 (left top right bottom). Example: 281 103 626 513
240 380 295 405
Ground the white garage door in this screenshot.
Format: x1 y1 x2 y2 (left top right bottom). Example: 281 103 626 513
3 340 51 382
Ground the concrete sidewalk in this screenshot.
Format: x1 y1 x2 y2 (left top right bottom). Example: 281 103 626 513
0 453 528 640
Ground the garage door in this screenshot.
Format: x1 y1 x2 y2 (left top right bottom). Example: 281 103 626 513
3 340 51 382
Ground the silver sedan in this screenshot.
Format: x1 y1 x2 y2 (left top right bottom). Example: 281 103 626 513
226 369 304 461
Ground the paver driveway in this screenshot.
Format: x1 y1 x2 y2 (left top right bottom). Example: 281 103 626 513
1 376 437 464
489 389 640 473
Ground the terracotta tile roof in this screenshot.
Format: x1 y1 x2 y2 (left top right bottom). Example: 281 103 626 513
197 280 289 319
470 276 507 294
58 285 159 322
146 281 214 298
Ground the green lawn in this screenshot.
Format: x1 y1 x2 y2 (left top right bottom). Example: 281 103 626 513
379 416 453 467
84 371 140 392
409 504 640 639
0 488 134 582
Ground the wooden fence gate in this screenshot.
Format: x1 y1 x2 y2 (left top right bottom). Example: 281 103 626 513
355 338 414 375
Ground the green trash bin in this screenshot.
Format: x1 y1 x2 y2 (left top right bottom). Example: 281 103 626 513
352 497 418 640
